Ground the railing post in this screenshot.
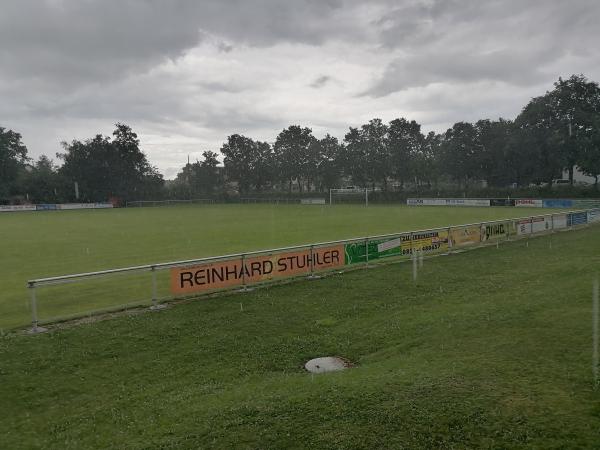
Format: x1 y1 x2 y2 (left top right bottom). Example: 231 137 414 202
447 226 452 254
27 282 47 334
149 265 166 310
308 245 320 280
365 238 369 267
239 254 253 292
241 254 246 290
412 247 418 283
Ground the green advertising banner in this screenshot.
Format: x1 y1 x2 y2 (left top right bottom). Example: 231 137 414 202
344 235 409 265
344 230 449 265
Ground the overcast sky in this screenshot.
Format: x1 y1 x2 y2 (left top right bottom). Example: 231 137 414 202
1 0 599 179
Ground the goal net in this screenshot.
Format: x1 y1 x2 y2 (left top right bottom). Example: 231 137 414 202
329 188 370 205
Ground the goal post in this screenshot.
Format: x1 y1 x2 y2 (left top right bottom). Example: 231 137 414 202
329 188 370 206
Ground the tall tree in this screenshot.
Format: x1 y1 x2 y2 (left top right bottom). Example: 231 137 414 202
360 119 389 189
577 114 600 188
342 127 367 187
58 123 163 202
0 126 29 201
273 126 313 193
18 155 64 203
475 119 514 187
253 141 274 192
440 122 481 188
515 96 566 185
550 75 600 183
414 131 441 188
388 118 423 189
316 134 343 191
221 134 257 194
199 150 222 194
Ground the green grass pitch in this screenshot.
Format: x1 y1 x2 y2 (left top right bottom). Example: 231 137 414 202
1 204 563 329
1 217 599 448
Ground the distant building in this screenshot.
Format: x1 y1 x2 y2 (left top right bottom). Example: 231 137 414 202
561 166 596 185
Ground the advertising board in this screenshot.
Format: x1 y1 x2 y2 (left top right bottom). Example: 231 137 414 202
515 216 552 235
171 245 344 294
0 205 36 212
344 230 449 264
407 198 490 206
552 214 567 229
542 199 573 208
573 199 600 209
450 225 481 247
446 199 491 206
301 198 326 205
490 199 515 206
35 204 57 211
409 230 449 254
406 198 447 206
480 222 508 241
515 199 543 207
587 209 600 223
567 212 588 226
344 235 408 264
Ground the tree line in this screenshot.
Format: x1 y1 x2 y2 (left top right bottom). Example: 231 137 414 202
2 74 600 205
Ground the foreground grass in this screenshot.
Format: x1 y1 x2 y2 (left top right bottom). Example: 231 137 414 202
1 204 563 329
1 225 599 448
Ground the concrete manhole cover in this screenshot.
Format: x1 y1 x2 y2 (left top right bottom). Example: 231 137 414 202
304 356 353 373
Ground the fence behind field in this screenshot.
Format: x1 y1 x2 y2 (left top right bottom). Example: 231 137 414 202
125 199 214 207
25 208 600 332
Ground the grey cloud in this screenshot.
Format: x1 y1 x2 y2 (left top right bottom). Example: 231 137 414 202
0 0 365 88
367 0 600 96
2 0 600 176
364 47 560 96
310 75 332 88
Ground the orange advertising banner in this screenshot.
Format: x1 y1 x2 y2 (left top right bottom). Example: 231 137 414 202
170 245 345 295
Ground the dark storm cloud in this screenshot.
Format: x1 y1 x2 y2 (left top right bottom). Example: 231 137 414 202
366 0 600 95
0 0 360 87
1 0 599 175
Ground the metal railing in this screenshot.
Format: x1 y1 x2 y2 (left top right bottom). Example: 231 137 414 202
25 209 599 333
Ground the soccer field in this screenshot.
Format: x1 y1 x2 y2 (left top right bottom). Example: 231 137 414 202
1 204 565 329
1 222 599 448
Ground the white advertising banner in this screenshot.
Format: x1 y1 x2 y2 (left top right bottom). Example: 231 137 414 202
407 198 448 206
301 198 326 205
552 214 568 230
516 216 552 235
515 199 543 207
407 198 490 206
0 205 36 212
588 209 600 223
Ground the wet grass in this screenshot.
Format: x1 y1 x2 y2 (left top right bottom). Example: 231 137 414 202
1 225 599 448
0 204 558 329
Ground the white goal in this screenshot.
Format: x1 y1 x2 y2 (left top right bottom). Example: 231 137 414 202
329 188 370 206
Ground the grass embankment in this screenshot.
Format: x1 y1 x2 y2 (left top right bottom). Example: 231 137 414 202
0 204 563 329
1 225 599 448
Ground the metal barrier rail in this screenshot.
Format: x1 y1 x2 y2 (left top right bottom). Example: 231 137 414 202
25 209 599 333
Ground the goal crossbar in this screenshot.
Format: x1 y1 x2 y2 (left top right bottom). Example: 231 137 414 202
329 188 370 206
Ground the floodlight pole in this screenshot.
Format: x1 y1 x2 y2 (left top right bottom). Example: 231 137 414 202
365 188 369 207
329 189 332 205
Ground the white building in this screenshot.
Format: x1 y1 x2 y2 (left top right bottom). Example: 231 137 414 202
561 166 596 185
